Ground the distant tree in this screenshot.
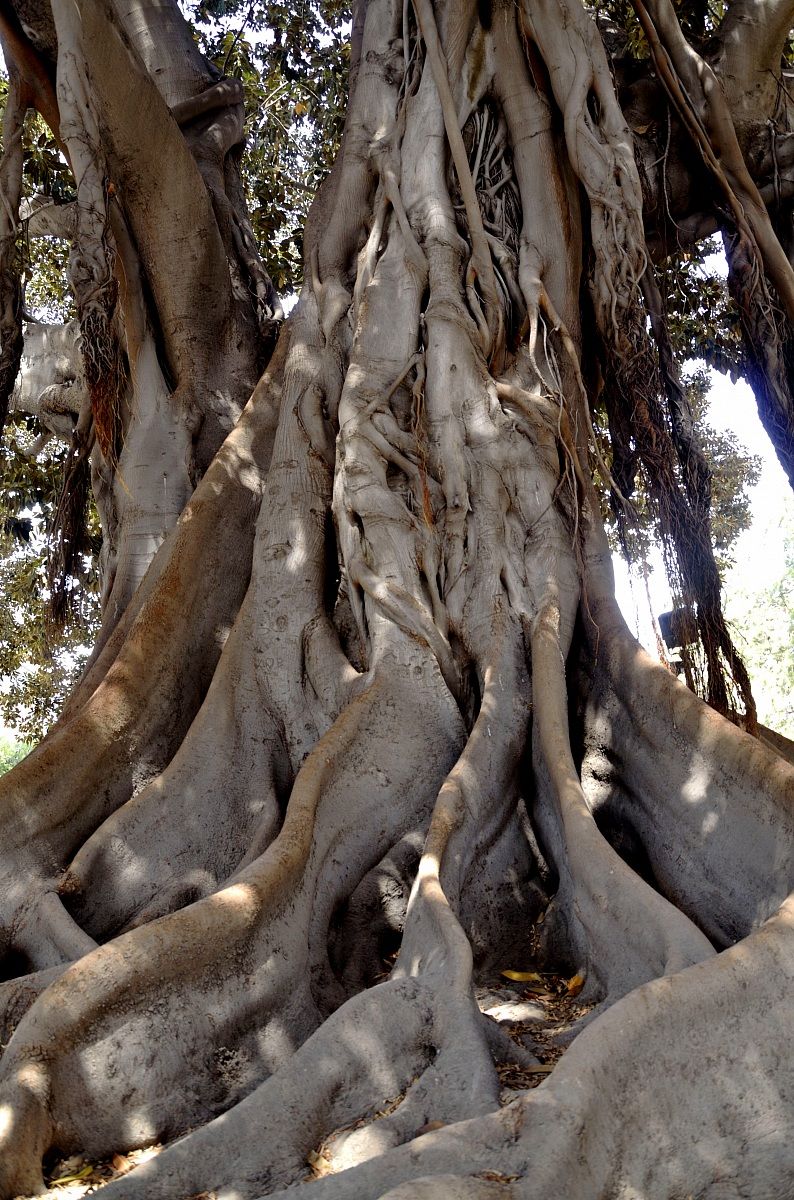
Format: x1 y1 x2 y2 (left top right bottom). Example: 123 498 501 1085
727 505 794 737
0 411 100 739
0 730 32 775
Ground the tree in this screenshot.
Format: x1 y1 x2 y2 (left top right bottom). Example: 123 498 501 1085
726 503 794 737
0 409 102 740
0 0 793 1198
0 730 32 775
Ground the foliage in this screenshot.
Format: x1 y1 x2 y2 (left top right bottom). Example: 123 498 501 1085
725 503 794 737
24 235 73 322
20 110 74 205
685 367 762 573
189 0 351 295
599 366 761 573
660 241 744 379
0 416 101 741
0 730 32 774
0 92 94 737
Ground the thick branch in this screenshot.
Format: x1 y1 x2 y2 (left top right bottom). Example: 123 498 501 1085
0 7 60 135
714 0 794 123
632 0 794 326
70 0 233 401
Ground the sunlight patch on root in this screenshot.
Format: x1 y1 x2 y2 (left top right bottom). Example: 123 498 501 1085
90 978 436 1200
0 964 68 1053
101 635 533 1200
0 333 284 953
59 304 339 940
379 1176 513 1199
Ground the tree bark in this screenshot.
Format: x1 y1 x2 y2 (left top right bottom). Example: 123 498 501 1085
0 0 793 1197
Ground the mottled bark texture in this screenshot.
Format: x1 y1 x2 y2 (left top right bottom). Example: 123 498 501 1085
0 0 793 1197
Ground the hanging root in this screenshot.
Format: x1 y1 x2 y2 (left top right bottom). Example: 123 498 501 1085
630 0 794 493
79 298 127 464
725 223 794 489
0 65 26 434
519 0 754 722
52 0 127 462
47 416 95 625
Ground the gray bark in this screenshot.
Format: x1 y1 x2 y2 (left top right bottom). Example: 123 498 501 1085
0 0 793 1197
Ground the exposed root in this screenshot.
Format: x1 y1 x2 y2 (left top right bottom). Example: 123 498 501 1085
0 645 464 1195
1 1 793 1198
247 893 794 1200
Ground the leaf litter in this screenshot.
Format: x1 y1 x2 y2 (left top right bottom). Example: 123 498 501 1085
41 1145 162 1197
482 964 594 1102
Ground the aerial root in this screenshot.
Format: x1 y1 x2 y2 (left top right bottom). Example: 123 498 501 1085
411 0 504 365
0 327 287 955
330 833 422 994
577 550 794 945
631 0 794 326
9 890 98 972
51 308 336 940
60 604 288 939
98 643 529 1200
378 1176 513 1199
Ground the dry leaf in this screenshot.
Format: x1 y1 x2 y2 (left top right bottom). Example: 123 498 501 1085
110 1153 134 1176
307 1149 332 1177
51 1165 93 1185
416 1120 446 1135
566 973 585 996
500 969 542 983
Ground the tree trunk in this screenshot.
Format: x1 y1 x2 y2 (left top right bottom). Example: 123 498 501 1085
0 0 280 632
0 0 793 1197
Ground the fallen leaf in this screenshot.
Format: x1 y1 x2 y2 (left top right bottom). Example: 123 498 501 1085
51 1165 94 1185
307 1148 332 1177
500 969 542 982
566 973 585 996
416 1120 446 1135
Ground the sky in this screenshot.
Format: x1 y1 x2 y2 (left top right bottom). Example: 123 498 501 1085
613 365 793 657
613 244 793 666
